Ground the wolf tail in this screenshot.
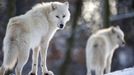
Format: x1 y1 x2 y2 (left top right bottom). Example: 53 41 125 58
1 38 18 73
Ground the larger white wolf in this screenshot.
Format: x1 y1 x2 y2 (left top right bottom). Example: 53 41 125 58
86 26 125 75
0 1 70 75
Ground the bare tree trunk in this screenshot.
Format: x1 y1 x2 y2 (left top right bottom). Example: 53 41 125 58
6 0 16 18
103 0 110 28
0 0 2 7
104 0 117 28
59 0 82 75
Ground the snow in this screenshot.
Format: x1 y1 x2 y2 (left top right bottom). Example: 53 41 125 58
105 67 134 75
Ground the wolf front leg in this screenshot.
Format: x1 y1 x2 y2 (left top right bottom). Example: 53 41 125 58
40 40 54 75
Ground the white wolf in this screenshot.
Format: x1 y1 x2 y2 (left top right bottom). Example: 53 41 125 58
0 1 70 75
86 26 125 75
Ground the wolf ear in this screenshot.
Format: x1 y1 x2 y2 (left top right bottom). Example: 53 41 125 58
64 1 69 7
113 25 120 29
111 27 116 34
116 25 120 29
51 3 57 10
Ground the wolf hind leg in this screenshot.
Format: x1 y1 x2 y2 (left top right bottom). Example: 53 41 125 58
15 47 30 75
29 46 40 75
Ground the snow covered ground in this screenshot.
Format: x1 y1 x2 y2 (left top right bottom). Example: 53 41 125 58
105 67 134 75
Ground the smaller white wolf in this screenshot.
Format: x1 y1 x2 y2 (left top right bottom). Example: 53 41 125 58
86 26 125 75
0 1 70 75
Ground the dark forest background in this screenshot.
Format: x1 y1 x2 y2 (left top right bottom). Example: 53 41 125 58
0 0 134 75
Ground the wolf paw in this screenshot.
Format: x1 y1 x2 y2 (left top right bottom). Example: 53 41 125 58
44 71 54 75
30 73 36 75
29 72 37 75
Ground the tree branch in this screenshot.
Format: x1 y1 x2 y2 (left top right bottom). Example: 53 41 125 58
110 12 134 21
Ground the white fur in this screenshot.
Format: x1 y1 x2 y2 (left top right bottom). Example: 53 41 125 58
86 26 125 75
0 1 70 75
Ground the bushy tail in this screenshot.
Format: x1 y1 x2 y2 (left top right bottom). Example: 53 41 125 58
1 40 18 74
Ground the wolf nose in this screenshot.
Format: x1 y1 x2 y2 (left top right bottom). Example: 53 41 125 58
122 42 125 44
121 41 126 47
122 41 125 45
60 24 64 28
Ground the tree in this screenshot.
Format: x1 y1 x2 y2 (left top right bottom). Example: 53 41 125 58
82 0 117 32
59 0 82 75
6 0 16 17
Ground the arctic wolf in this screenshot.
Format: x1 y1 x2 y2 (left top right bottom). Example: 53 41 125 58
86 26 125 75
0 1 70 75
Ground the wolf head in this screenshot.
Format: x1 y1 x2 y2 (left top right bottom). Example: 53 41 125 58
109 26 125 47
48 2 70 29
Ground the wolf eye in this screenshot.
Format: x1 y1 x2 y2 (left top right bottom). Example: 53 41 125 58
56 16 59 18
63 15 66 18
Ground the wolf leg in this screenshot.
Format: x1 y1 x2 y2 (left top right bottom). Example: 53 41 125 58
29 46 40 75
